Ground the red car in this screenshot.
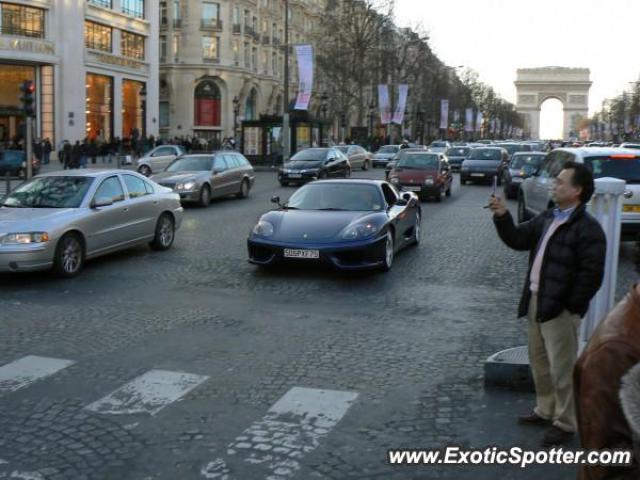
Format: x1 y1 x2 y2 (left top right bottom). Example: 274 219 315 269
387 152 453 202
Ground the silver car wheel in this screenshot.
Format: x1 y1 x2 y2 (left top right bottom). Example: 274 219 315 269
61 236 82 274
158 216 174 247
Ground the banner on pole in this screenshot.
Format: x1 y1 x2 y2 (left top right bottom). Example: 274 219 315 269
476 112 483 132
465 108 473 132
392 84 409 125
378 85 391 125
440 100 449 130
294 45 314 110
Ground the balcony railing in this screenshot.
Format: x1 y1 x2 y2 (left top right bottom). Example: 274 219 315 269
244 26 259 41
201 19 223 30
203 57 220 64
232 23 242 34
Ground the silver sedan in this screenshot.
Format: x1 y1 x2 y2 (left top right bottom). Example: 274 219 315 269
0 170 183 277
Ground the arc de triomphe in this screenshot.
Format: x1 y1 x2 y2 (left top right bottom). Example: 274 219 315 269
514 67 591 140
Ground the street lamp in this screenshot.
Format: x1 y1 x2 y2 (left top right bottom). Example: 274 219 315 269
368 100 375 140
139 84 147 139
416 106 424 145
232 95 240 143
282 0 290 163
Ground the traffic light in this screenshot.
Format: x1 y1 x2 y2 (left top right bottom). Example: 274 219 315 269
19 80 36 117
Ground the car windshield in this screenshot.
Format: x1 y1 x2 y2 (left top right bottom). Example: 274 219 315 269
510 155 545 169
583 155 640 183
2 176 93 208
468 149 501 160
291 149 327 161
397 154 440 169
286 183 383 211
378 146 399 154
166 157 213 172
445 147 470 157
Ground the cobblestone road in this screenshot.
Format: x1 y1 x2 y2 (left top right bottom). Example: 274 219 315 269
0 167 637 480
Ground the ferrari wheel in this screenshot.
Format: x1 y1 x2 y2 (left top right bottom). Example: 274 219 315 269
381 231 394 272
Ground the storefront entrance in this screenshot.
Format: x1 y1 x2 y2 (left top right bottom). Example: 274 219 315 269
0 64 35 145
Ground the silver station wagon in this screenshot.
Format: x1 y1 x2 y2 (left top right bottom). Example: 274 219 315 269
0 170 183 277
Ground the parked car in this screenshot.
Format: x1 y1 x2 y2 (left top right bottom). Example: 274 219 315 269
247 179 420 271
137 145 186 176
460 147 509 184
151 152 255 206
0 170 183 277
384 147 427 180
388 151 452 201
335 145 372 170
427 140 451 153
372 145 400 168
444 146 472 171
278 148 350 186
619 143 640 150
0 150 40 178
502 152 546 199
518 147 640 240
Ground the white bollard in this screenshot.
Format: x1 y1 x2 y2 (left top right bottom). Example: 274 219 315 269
581 177 626 344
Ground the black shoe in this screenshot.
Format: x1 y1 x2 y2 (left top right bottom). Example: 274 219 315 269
541 426 574 447
518 411 551 426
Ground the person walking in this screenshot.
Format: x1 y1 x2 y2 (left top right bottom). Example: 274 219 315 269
488 161 606 447
43 138 52 165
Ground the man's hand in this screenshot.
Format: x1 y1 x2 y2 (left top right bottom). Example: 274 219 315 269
488 195 508 217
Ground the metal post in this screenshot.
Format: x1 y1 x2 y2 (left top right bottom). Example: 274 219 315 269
581 177 626 345
282 0 290 163
26 117 33 179
5 170 10 195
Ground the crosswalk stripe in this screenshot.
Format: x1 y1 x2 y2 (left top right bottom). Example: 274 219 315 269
201 387 358 479
0 355 74 395
85 369 209 416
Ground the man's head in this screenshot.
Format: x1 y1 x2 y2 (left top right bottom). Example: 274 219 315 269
552 161 595 208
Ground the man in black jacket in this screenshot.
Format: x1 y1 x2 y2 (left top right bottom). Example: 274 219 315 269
488 161 606 447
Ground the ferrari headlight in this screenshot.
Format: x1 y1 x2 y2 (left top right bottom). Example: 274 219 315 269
341 222 380 240
2 232 50 244
252 220 274 237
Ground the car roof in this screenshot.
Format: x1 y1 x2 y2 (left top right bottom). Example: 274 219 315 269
37 169 137 178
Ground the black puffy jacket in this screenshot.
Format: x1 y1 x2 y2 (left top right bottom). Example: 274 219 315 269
493 204 606 322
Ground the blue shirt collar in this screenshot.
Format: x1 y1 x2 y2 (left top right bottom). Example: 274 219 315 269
553 205 577 220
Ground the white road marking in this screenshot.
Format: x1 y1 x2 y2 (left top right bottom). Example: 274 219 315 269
202 387 358 479
86 369 209 416
0 356 74 395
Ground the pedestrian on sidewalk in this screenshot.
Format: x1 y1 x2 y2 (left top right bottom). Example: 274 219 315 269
573 283 640 480
43 138 52 165
488 161 606 447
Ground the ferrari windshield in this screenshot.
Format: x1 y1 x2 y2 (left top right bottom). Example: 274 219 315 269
286 183 383 211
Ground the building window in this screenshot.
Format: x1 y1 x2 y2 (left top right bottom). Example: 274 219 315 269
86 73 113 141
160 35 167 62
88 0 112 8
262 51 268 75
0 3 45 39
173 0 181 27
232 39 239 65
201 2 220 28
202 36 219 62
85 21 112 52
122 79 144 138
160 1 167 26
121 31 145 60
245 89 257 121
194 80 221 127
173 34 180 59
272 51 277 76
121 0 144 19
251 47 257 72
159 102 170 128
244 42 250 67
233 6 240 31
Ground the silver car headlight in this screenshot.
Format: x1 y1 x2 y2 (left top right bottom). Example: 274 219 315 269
176 181 197 191
2 232 50 244
342 222 380 240
424 178 434 185
252 220 274 237
390 177 399 184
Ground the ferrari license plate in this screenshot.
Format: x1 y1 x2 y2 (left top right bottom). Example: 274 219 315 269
284 248 320 259
404 186 422 192
623 204 640 213
471 173 485 177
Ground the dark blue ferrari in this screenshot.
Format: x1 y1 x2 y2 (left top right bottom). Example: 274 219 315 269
247 180 421 271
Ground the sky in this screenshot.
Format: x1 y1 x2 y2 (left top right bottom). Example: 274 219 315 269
394 0 639 137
